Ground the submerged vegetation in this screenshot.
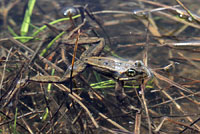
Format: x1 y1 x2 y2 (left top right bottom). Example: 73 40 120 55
0 0 200 134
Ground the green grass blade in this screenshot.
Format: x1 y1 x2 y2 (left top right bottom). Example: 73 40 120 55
13 36 38 40
32 15 81 37
13 108 18 134
40 31 66 56
7 26 18 37
20 0 36 37
42 108 49 121
47 69 55 92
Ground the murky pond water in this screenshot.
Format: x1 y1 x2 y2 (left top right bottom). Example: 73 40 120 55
0 0 200 134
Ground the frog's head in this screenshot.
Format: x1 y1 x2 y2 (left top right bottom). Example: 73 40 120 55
118 60 152 81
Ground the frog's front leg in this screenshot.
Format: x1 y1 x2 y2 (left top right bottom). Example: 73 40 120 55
115 80 127 102
115 81 140 111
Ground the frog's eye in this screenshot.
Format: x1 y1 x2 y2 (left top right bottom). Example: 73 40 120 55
126 68 136 77
61 7 78 16
134 60 143 67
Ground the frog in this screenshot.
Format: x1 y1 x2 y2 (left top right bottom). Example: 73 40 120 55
29 37 152 102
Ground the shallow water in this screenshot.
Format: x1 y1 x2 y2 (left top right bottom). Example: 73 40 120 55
1 0 200 133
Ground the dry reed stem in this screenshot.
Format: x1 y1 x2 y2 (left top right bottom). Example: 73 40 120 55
141 79 152 134
134 112 141 134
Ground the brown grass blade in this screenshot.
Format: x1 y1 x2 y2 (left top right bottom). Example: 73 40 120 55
153 71 194 94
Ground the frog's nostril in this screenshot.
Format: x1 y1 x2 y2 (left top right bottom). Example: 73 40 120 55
103 62 108 65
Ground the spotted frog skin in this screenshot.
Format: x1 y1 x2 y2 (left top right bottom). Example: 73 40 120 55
83 57 151 81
